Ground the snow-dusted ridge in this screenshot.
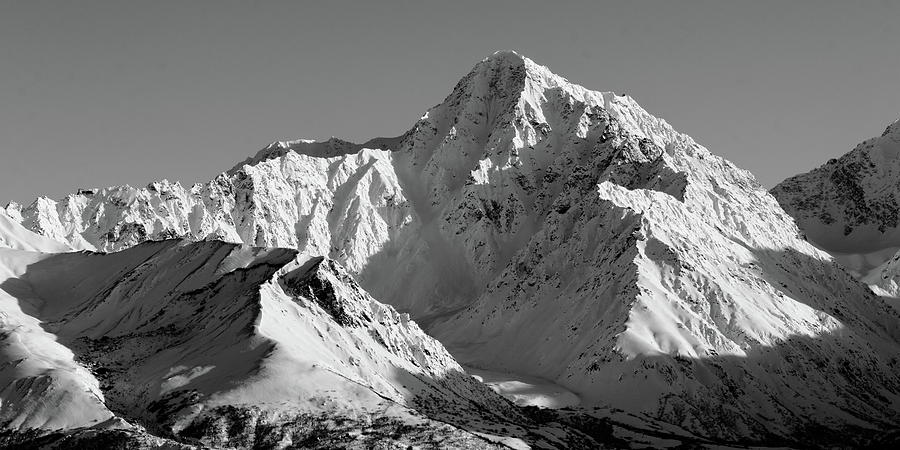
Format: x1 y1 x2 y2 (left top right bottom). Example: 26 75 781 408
229 135 407 173
4 51 900 447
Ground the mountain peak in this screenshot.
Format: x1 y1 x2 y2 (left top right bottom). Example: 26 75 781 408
481 49 526 65
473 50 566 87
464 50 569 99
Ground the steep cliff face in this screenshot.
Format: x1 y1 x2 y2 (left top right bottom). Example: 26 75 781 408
6 51 900 446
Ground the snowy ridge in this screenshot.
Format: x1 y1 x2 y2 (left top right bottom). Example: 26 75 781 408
6 148 412 277
0 240 521 447
230 135 406 172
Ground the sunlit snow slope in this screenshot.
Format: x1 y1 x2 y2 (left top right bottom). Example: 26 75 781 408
0 209 70 253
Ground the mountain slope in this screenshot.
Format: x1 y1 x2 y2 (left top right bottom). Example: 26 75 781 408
0 240 525 448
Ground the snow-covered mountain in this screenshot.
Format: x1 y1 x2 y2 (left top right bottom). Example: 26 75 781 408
771 119 900 300
5 51 900 447
420 53 900 444
772 119 900 253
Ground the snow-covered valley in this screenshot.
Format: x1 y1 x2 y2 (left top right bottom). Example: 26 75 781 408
3 51 900 448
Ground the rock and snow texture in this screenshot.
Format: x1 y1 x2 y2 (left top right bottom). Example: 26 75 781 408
422 53 900 443
3 148 411 276
5 51 900 446
772 119 900 253
0 208 70 253
772 121 900 253
771 118 900 299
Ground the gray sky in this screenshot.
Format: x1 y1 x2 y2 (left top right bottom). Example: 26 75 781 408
1 0 898 203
